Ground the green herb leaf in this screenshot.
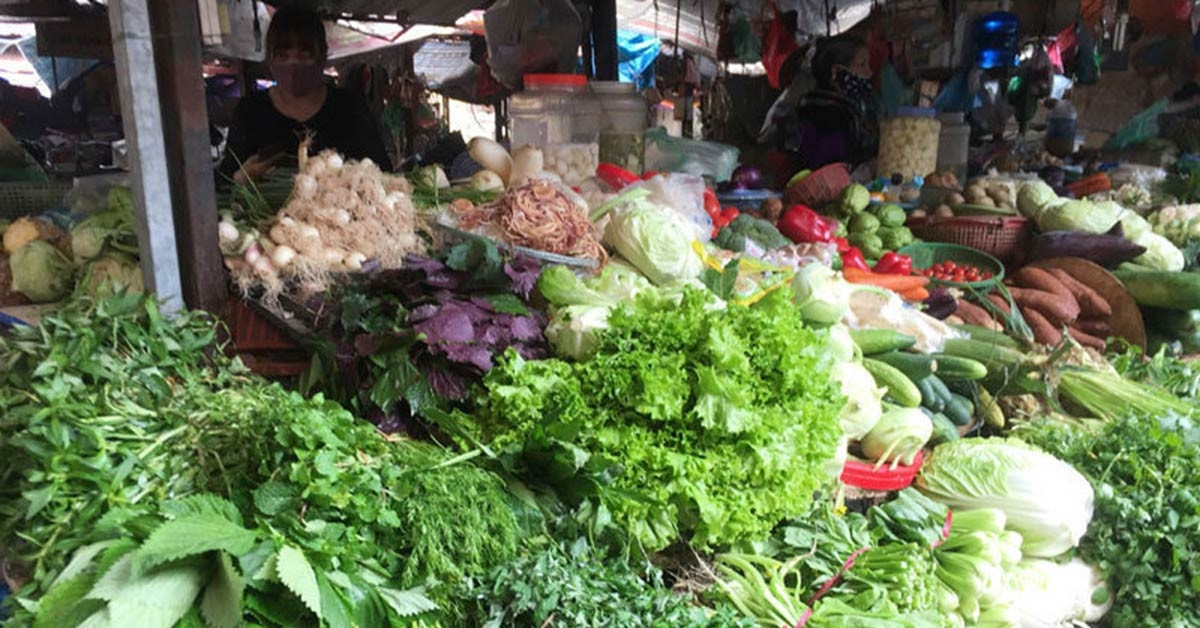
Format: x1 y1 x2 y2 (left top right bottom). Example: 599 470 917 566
376 586 437 618
199 553 244 628
251 482 298 517
105 561 206 628
276 545 322 619
131 514 257 577
32 573 104 628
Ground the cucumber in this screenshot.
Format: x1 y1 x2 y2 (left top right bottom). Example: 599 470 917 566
927 376 955 412
945 393 974 426
932 355 988 381
873 351 937 381
851 329 917 355
863 358 922 408
941 338 1026 370
928 412 960 446
1113 269 1200 310
977 387 1005 429
916 376 945 412
950 324 1020 349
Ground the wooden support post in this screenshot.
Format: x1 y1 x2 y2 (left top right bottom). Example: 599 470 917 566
591 0 619 81
149 0 227 313
109 0 184 311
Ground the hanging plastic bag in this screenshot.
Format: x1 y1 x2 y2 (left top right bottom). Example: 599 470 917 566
1105 98 1168 151
483 0 583 90
761 3 798 89
644 127 740 183
724 5 761 63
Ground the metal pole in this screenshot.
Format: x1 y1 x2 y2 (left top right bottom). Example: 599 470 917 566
148 0 227 313
108 0 184 312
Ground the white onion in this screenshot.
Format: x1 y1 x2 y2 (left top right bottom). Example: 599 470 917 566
243 244 262 265
271 245 297 268
343 251 366 271
296 223 320 240
334 209 352 225
294 174 318 200
269 224 288 245
251 255 275 276
322 247 345 265
218 221 239 243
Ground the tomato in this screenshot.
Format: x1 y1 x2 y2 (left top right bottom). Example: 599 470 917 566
943 261 957 271
983 271 993 280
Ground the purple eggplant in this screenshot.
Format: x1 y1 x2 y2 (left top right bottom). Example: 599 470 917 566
1026 223 1146 268
922 287 958 320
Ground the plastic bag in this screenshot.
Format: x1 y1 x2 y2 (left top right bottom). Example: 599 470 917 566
761 3 798 89
718 5 760 63
643 127 740 183
483 0 582 90
626 173 712 242
1105 98 1168 151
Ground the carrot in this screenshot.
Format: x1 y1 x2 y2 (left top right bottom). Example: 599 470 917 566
1014 267 1075 305
985 293 1011 315
1008 286 1080 325
1046 268 1112 318
1021 306 1062 346
901 286 930 302
1074 318 1111 337
842 267 929 292
1067 326 1107 350
954 300 996 327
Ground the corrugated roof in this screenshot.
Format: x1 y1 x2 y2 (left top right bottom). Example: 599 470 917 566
266 0 488 26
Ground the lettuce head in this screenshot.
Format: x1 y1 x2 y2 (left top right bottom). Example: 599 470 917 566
11 240 74 303
603 200 702 286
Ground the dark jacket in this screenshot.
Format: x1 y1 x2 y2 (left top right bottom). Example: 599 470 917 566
774 89 878 171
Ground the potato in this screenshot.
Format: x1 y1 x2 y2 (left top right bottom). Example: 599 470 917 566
947 192 966 205
935 204 954 218
977 196 996 207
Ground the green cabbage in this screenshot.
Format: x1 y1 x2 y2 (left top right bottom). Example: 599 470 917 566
79 253 144 298
1131 231 1185 271
1038 199 1123 233
603 199 702 285
916 439 1093 558
537 265 610 307
1017 181 1058 219
861 406 931 467
10 240 74 303
69 198 137 263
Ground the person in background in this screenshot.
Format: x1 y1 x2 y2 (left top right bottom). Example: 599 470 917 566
765 34 878 184
218 7 392 183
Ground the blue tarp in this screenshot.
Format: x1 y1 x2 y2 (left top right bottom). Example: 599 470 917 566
617 30 659 90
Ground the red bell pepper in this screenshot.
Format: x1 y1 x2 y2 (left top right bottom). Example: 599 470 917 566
833 237 852 254
596 163 639 190
778 204 835 244
841 247 871 271
642 170 660 180
874 252 913 275
721 207 740 223
704 188 722 219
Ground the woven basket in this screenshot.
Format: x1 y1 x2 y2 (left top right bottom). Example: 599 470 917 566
908 215 1032 264
785 162 851 207
0 182 71 221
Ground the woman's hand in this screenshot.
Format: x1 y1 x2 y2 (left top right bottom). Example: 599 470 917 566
232 153 279 184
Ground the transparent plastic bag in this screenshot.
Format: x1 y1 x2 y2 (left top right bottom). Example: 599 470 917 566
483 0 583 90
643 127 740 182
625 172 712 242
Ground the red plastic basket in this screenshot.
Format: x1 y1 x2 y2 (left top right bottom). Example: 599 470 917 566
785 162 851 208
223 299 309 377
907 216 1032 264
840 450 925 491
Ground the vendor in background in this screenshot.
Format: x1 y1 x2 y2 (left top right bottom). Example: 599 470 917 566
218 7 392 183
764 35 878 185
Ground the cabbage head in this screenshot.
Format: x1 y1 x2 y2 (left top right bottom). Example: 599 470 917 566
791 263 854 325
11 240 74 303
916 438 1093 557
1037 199 1123 233
79 253 143 298
1017 181 1059 219
69 202 136 263
603 200 702 285
834 361 885 440
1131 231 1185 271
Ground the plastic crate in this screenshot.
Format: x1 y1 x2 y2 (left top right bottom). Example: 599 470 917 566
0 181 71 221
907 215 1032 264
223 299 310 377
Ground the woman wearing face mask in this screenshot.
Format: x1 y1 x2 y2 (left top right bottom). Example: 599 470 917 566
767 35 878 181
219 7 392 183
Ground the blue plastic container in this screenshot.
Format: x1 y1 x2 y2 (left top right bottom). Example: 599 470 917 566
976 12 1019 69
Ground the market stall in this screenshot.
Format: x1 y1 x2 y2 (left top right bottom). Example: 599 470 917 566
5 1 1200 627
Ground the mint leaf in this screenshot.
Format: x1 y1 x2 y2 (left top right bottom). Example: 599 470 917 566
376 586 437 618
32 573 104 628
87 555 133 602
252 481 298 516
160 495 242 525
106 561 206 628
276 545 322 619
200 553 244 628
131 514 257 577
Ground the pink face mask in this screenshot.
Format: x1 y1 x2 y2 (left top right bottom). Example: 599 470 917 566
271 62 325 97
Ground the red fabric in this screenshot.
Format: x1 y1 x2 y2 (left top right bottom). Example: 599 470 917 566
761 2 798 89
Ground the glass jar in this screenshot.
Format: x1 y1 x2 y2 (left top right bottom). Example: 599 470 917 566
591 80 647 174
877 107 942 181
509 74 601 184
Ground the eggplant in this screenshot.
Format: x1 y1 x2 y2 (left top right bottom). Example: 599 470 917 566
922 287 958 320
1026 223 1146 268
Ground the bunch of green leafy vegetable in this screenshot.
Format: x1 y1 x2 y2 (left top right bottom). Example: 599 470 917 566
463 537 750 627
1109 343 1200 399
441 286 844 552
0 294 526 626
1017 413 1200 627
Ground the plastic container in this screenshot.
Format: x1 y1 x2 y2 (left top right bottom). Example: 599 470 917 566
841 451 925 491
592 81 647 174
936 112 970 183
510 75 602 184
716 189 781 213
877 108 941 182
1046 99 1077 158
976 12 1019 69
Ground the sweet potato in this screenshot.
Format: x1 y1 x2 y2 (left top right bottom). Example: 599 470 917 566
985 293 1012 315
955 300 996 328
1014 267 1075 304
1066 326 1107 350
1046 268 1112 318
1008 286 1080 325
1074 318 1111 337
1021 305 1062 346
